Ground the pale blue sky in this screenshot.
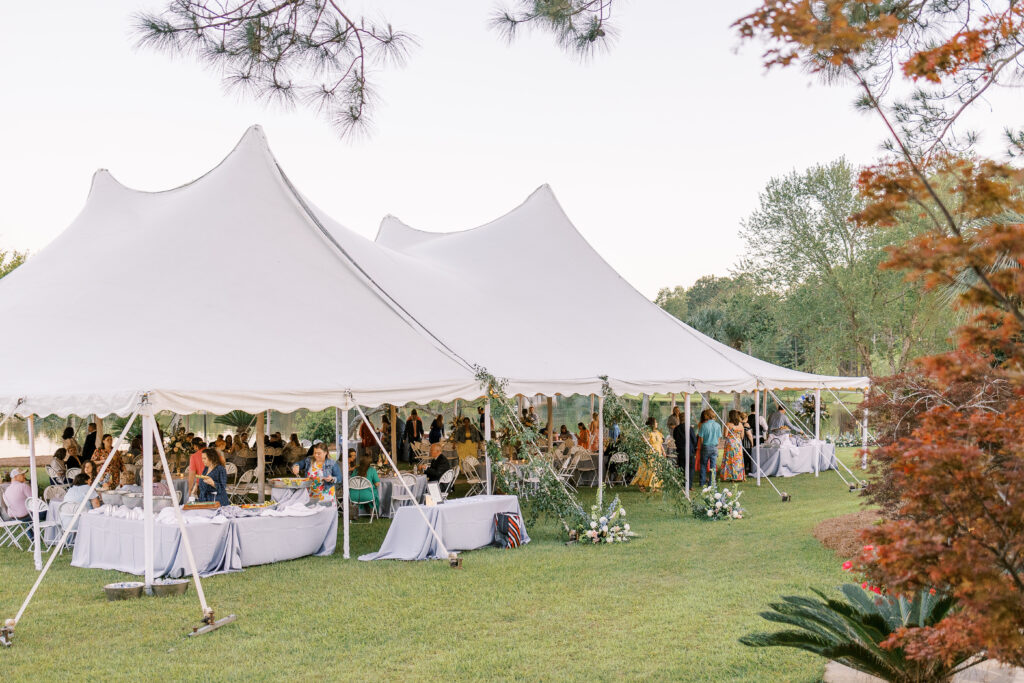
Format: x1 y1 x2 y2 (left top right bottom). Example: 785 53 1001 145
1 1 1003 297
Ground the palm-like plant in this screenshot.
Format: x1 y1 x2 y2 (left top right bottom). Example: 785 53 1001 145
740 584 975 683
212 411 255 432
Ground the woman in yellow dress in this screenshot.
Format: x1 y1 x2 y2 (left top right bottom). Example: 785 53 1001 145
454 417 482 466
632 417 666 491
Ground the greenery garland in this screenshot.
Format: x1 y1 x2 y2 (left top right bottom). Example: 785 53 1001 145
599 378 690 512
475 368 586 533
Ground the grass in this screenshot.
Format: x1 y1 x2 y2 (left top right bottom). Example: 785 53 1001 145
1 449 869 681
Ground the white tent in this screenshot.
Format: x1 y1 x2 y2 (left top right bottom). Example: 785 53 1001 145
332 184 869 396
0 126 480 419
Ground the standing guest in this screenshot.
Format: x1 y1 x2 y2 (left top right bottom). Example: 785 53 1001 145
3 468 43 537
214 435 228 452
63 472 101 510
424 442 451 481
428 415 445 444
293 442 342 502
62 426 81 464
588 412 600 451
477 406 486 434
102 434 114 452
81 422 98 461
673 418 698 470
527 406 539 426
97 448 124 489
50 448 69 484
576 422 591 453
608 422 622 442
454 417 481 465
632 418 666 490
718 410 746 481
403 409 424 463
768 404 795 435
196 448 230 507
359 417 378 457
667 406 681 431
696 409 722 486
187 437 207 496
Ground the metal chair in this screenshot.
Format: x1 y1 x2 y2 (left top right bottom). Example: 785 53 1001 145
0 510 29 549
43 485 67 502
26 497 60 551
65 467 82 482
389 473 418 516
462 457 485 497
227 469 256 504
58 500 81 549
574 453 597 487
45 463 67 486
607 452 629 486
438 467 457 500
224 462 238 485
348 476 378 523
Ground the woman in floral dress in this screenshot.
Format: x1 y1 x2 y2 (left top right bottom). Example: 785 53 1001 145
717 410 746 482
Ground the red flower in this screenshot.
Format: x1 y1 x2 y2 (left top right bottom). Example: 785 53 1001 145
862 582 869 590
842 561 853 571
929 588 936 595
862 545 874 552
869 586 882 595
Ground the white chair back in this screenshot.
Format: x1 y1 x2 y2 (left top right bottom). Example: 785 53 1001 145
349 476 372 492
43 485 67 502
27 497 47 514
65 467 82 481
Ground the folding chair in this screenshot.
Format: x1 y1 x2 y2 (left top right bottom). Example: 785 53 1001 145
26 497 60 551
46 464 67 486
224 462 238 485
0 510 29 550
227 469 256 504
58 501 81 550
438 467 457 500
462 457 485 497
348 476 378 523
389 473 418 516
65 467 82 482
43 485 67 502
607 452 629 486
574 453 597 487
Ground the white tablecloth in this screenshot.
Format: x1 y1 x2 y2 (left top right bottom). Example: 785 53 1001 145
71 504 336 577
359 494 529 561
753 440 836 477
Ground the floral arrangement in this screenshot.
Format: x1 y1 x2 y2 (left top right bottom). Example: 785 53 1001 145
797 393 830 426
691 483 745 520
575 495 636 544
165 429 193 473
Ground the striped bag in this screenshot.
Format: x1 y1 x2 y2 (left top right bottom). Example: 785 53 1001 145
492 512 523 549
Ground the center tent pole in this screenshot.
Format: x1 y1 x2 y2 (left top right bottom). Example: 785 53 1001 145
484 400 492 495
684 392 691 497
597 395 605 501
27 415 41 571
862 386 870 469
142 404 155 589
341 406 350 559
354 404 450 557
754 388 761 487
255 411 266 503
546 396 554 451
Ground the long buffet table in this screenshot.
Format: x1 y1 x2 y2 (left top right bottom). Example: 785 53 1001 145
71 502 336 577
753 439 837 477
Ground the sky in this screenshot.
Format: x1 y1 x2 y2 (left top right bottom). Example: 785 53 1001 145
0 1 949 297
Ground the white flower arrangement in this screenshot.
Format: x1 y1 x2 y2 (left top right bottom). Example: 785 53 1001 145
577 495 637 545
692 484 745 521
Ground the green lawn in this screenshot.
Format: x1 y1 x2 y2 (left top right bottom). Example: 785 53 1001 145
1 450 869 681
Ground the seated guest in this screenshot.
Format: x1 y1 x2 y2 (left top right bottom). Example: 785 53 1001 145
82 460 97 484
268 432 285 449
346 448 357 476
558 425 573 443
214 435 228 452
129 436 143 457
224 434 234 452
350 454 380 511
424 442 451 481
63 472 101 510
50 448 69 484
282 433 304 464
62 426 81 464
196 448 230 507
3 468 44 537
119 470 142 492
292 442 342 502
152 470 170 497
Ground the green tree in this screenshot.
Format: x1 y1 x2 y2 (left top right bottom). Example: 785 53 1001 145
653 285 687 321
683 274 779 356
0 248 26 280
739 159 953 376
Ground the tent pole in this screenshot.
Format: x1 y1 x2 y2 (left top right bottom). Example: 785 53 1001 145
754 388 761 487
641 394 649 422
546 396 554 451
256 411 265 503
95 415 104 453
265 409 271 437
684 392 691 496
597 395 604 505
862 386 869 470
27 415 41 571
202 411 207 441
814 388 821 477
484 400 492 495
341 406 350 559
142 404 155 590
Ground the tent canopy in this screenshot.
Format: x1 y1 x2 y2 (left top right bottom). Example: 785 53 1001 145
366 185 868 396
0 127 479 417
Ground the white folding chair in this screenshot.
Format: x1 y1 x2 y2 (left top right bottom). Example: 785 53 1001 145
389 473 418 516
607 452 629 486
26 497 60 551
45 464 67 486
574 453 597 487
0 511 29 550
462 457 484 497
65 467 82 483
224 462 238 485
348 476 378 523
227 469 256 504
43 485 67 502
58 500 81 549
438 467 457 500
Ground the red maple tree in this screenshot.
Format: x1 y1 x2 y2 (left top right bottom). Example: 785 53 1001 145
737 0 1024 666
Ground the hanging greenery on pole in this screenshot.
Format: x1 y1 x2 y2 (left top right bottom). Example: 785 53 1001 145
475 368 586 533
600 377 689 511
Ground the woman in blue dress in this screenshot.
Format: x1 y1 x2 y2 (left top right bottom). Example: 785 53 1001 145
196 447 230 506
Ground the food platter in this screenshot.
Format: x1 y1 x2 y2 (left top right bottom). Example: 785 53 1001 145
269 477 313 490
182 501 220 511
239 501 277 510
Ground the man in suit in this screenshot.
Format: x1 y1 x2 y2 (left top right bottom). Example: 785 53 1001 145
81 422 98 461
673 419 698 471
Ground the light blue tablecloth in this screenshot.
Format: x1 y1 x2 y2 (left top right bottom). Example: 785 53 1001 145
359 494 529 561
753 441 836 477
